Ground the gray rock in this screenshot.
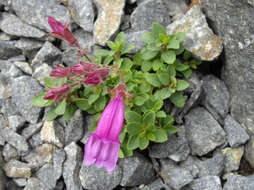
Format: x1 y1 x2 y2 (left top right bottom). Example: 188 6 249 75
200 0 254 135
0 32 13 41
68 0 94 32
130 0 171 31
5 180 22 190
0 73 11 99
80 164 122 190
245 135 254 168
167 5 223 61
7 115 26 131
0 153 6 190
164 0 187 20
2 144 18 161
13 178 27 187
0 13 46 38
62 48 79 67
160 159 193 189
31 41 62 66
12 0 71 32
29 132 44 148
24 178 49 190
32 63 53 85
125 30 146 53
4 160 31 178
149 125 190 162
185 107 226 156
36 164 56 189
63 142 83 190
21 122 43 139
14 62 33 75
80 115 92 144
138 179 172 190
224 115 249 147
53 149 65 181
223 174 254 190
0 98 20 117
0 60 23 79
11 75 43 123
65 110 84 145
201 75 230 124
222 147 244 173
0 40 21 59
119 153 155 186
187 176 222 190
180 156 200 178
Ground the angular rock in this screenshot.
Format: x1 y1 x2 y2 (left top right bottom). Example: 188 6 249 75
224 115 249 147
7 115 26 131
0 40 21 59
11 75 43 123
4 160 31 178
201 75 230 124
125 30 146 53
180 156 200 178
185 107 226 156
41 121 65 148
24 178 49 190
149 125 190 162
29 132 44 148
32 63 53 85
223 174 254 190
245 135 254 168
13 178 27 187
137 179 172 190
5 180 22 190
14 62 33 75
12 0 71 32
21 122 43 139
2 144 18 161
187 176 222 190
0 59 23 79
167 5 223 61
31 41 62 66
53 149 65 181
94 0 125 45
130 0 171 31
0 13 46 38
0 73 11 99
0 32 12 41
160 159 193 189
36 164 56 189
222 147 244 173
62 48 79 67
0 154 6 190
68 0 94 32
63 142 83 190
164 0 187 20
200 0 254 135
119 153 155 186
0 98 20 117
80 164 122 190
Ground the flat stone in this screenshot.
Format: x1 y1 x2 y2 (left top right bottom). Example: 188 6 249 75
32 63 52 85
166 5 223 61
0 13 46 39
80 115 92 144
223 174 254 190
0 153 6 190
0 32 13 41
12 0 71 32
53 149 65 181
11 75 43 123
2 144 18 161
160 159 193 189
29 132 44 148
137 179 172 190
24 178 49 190
80 164 122 190
5 180 22 190
14 62 33 75
63 142 83 190
21 122 43 139
0 59 23 79
125 30 146 54
164 0 187 20
187 176 222 190
94 0 125 45
201 75 230 124
41 121 65 148
119 152 155 186
180 156 200 178
13 178 27 187
0 98 20 117
68 0 94 32
62 48 79 67
149 125 190 162
224 115 249 147
4 160 31 178
222 147 244 173
7 115 26 131
0 73 11 99
36 164 56 189
185 107 226 156
245 135 254 168
0 40 21 59
130 0 171 31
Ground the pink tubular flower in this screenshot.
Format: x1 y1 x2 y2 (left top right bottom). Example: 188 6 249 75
44 83 71 104
50 65 71 78
82 69 109 86
84 93 125 173
48 16 78 47
71 61 101 75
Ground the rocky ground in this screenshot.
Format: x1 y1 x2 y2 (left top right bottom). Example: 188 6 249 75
0 0 254 190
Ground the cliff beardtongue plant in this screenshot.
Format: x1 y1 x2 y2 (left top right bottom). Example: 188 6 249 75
32 17 202 172
84 93 124 172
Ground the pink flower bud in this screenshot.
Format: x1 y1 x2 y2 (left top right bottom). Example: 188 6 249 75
84 93 124 173
50 65 71 78
44 83 71 104
82 69 109 86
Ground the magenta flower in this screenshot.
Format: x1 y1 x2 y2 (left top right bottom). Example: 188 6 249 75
50 65 71 78
71 61 100 75
48 16 78 47
84 93 125 173
82 69 109 86
44 83 71 104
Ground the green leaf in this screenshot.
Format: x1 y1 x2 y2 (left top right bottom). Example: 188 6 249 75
126 122 143 135
183 50 192 61
164 125 179 134
44 77 56 87
94 96 107 112
115 32 126 45
88 94 99 105
157 72 170 86
141 61 153 72
127 135 139 150
142 50 158 60
154 88 174 100
147 132 156 141
143 111 155 126
153 100 163 111
156 111 167 118
63 104 76 121
32 92 53 107
138 136 149 150
119 148 124 158
176 80 189 91
182 69 192 79
152 23 166 38
55 77 67 86
94 49 113 57
104 56 113 65
153 128 168 142
175 32 186 42
170 92 185 108
45 107 58 121
120 58 133 71
162 50 176 64
106 41 115 49
139 83 151 93
142 32 155 44
152 58 163 71
75 99 90 111
55 99 67 115
144 73 161 87
121 44 134 55
125 111 142 123
167 36 180 49
175 63 189 72
134 93 149 106
176 44 185 55
133 52 143 66
168 65 176 76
